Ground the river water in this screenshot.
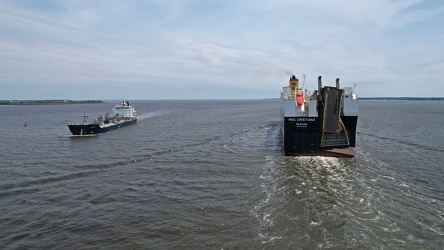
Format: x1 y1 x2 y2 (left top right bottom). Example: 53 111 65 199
0 100 443 249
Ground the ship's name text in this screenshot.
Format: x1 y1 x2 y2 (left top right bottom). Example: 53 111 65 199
288 118 315 122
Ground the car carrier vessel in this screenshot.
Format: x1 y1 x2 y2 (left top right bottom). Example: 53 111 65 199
281 75 358 157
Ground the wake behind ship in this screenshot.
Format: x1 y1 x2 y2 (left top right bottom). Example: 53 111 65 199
68 100 137 136
281 75 358 157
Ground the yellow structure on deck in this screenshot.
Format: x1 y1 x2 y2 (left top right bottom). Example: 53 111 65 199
289 75 299 96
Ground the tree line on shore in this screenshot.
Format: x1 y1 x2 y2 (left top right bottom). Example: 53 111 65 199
0 100 103 105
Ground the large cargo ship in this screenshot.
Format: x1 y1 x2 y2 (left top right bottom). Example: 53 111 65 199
68 100 137 136
281 75 358 157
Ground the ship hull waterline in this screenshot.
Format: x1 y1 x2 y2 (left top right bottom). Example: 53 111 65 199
284 147 356 158
68 119 137 136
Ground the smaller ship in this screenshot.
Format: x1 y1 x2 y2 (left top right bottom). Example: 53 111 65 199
68 100 137 136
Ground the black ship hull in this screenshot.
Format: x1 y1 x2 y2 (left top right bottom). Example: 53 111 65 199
68 119 137 136
282 116 358 157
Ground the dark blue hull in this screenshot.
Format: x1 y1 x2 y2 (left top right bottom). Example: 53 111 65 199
68 119 137 135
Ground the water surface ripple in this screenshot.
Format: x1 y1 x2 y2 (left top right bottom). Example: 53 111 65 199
0 100 442 249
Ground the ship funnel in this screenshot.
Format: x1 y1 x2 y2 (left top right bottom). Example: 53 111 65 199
318 76 322 92
336 78 340 89
289 75 299 96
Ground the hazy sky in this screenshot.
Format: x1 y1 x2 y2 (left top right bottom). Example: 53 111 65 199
1 0 443 99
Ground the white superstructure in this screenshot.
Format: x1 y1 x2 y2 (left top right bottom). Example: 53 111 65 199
112 100 137 118
280 76 358 119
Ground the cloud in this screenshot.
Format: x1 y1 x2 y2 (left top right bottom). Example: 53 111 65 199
0 0 443 99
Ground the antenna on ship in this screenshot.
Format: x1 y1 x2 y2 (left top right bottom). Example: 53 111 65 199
82 113 88 125
302 74 306 89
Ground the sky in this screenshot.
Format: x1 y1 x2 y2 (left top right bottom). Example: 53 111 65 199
1 0 443 100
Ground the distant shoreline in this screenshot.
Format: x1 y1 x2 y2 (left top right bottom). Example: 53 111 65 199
0 100 104 105
1 98 443 105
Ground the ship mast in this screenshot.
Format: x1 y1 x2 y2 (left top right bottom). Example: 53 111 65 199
302 74 306 89
82 113 88 124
